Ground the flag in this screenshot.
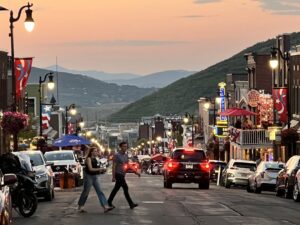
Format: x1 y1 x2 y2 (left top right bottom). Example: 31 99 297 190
68 122 74 134
42 105 52 131
15 57 33 99
272 88 287 123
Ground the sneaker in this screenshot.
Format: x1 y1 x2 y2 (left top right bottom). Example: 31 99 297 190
130 203 138 209
104 206 114 213
108 203 115 209
77 206 86 213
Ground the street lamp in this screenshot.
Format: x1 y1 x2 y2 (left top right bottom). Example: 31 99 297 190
183 113 195 147
39 72 55 136
65 104 76 134
10 3 34 112
269 46 290 129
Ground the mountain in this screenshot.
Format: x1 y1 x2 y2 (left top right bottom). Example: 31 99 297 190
45 65 140 81
28 67 156 107
107 70 196 88
109 32 300 122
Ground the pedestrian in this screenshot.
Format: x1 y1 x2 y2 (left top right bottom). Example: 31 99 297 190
108 142 140 209
77 146 113 213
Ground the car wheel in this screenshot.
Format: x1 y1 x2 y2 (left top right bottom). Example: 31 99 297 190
284 182 293 199
246 181 253 193
45 188 54 201
293 181 300 202
225 178 231 189
165 179 172 189
254 182 261 194
199 180 210 189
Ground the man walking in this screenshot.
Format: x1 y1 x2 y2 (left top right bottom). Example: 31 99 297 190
108 142 140 209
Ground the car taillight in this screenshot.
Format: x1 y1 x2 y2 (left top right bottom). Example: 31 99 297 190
123 164 128 170
134 165 138 169
167 161 179 170
200 162 210 172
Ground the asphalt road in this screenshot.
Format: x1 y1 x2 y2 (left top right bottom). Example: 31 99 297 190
13 174 300 225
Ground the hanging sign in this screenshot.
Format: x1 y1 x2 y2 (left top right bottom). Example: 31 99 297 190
247 90 260 107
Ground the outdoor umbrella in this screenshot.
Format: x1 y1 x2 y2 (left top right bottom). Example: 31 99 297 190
219 107 258 117
151 154 164 161
52 134 91 147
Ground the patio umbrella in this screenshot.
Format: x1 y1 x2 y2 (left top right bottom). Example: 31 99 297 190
151 154 164 161
52 134 91 147
219 107 258 117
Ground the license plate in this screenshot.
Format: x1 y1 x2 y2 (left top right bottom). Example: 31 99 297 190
185 164 193 169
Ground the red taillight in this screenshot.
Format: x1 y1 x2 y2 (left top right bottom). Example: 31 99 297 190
200 162 210 171
124 164 128 170
167 161 179 170
134 165 138 169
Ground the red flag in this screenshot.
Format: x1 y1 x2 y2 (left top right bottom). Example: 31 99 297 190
272 88 287 123
15 57 33 99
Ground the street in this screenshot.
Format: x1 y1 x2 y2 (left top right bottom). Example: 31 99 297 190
13 174 300 225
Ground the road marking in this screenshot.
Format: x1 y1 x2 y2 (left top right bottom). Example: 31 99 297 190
142 201 164 204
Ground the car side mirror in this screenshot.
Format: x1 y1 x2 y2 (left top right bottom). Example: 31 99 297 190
46 162 54 166
4 174 17 186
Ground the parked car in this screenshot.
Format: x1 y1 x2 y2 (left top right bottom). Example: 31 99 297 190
44 150 83 187
247 161 284 193
124 161 140 173
276 155 300 199
0 169 17 225
209 160 227 182
19 151 55 201
221 159 256 188
293 169 300 202
163 148 210 189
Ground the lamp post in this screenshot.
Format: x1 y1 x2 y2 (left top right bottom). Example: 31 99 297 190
65 104 76 134
269 46 291 129
183 113 195 147
39 72 55 137
10 3 34 112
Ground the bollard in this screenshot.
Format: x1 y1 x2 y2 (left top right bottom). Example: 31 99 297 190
217 166 221 186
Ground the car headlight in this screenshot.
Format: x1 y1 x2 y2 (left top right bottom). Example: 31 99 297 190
227 173 235 177
36 172 48 180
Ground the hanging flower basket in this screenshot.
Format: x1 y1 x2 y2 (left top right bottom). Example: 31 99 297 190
281 128 299 145
0 111 29 135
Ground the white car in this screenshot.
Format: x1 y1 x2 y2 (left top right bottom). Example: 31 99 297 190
247 161 284 193
222 159 256 188
44 150 83 187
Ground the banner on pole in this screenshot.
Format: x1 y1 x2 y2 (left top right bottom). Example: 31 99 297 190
15 57 33 99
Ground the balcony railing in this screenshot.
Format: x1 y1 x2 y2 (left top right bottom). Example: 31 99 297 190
229 127 272 146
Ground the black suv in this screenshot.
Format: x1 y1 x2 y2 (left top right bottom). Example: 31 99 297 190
163 148 210 189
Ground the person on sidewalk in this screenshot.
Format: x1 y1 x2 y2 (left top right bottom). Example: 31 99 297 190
108 142 140 209
77 146 113 213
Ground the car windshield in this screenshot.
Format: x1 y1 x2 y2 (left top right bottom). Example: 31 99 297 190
233 162 256 169
45 152 74 161
265 163 284 170
173 149 206 162
25 153 44 166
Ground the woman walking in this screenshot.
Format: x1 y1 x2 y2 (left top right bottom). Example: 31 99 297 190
77 146 113 213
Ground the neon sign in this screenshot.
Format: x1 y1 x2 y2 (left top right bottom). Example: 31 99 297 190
218 82 227 122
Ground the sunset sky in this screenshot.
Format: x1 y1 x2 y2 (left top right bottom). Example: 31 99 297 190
0 0 300 75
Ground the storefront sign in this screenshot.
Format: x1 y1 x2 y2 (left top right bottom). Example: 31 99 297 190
247 90 260 107
218 82 227 122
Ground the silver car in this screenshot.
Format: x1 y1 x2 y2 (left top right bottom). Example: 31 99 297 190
247 161 284 193
222 159 256 188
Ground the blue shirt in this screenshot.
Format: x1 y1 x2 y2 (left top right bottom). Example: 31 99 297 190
114 152 128 176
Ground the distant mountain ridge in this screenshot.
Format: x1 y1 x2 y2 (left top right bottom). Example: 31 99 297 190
107 70 196 88
45 65 196 88
29 67 156 107
45 65 140 81
109 32 300 122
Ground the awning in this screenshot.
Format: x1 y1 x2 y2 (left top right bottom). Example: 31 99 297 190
283 120 299 131
219 107 258 117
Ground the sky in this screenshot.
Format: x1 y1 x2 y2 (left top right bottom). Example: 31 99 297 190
0 0 300 75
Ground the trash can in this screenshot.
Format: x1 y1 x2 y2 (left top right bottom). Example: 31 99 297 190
59 172 75 189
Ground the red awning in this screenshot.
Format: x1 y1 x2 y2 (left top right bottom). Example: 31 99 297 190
219 107 258 117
